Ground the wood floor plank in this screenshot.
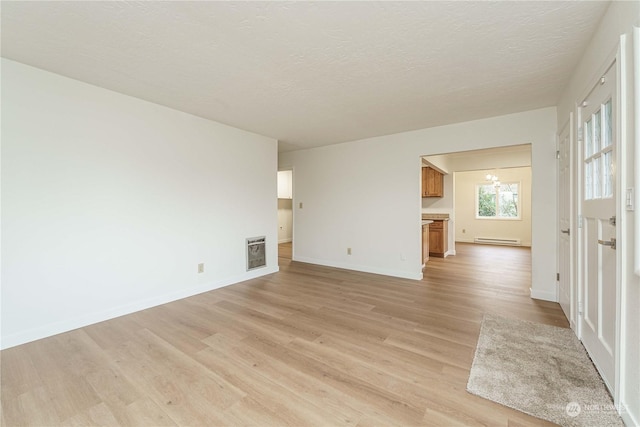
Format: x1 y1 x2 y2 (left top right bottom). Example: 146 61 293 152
286 337 435 411
60 402 121 427
241 334 427 425
312 332 462 386
133 305 212 355
215 287 294 319
83 314 145 351
221 337 363 425
106 333 237 426
84 366 141 421
213 299 323 342
2 386 62 426
22 338 103 422
383 329 475 369
129 328 246 410
1 243 569 426
222 396 292 427
195 337 357 426
122 398 178 426
0 345 43 402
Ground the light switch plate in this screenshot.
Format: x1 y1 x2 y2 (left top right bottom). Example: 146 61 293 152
626 188 634 211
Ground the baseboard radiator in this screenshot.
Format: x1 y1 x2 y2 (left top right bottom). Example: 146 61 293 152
474 237 522 246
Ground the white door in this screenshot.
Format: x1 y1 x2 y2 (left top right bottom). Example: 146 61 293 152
558 120 572 324
579 63 617 392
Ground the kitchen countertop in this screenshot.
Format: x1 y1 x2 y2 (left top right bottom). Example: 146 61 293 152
422 213 450 220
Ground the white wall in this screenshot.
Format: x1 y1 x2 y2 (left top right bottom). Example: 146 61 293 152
555 1 639 424
279 107 557 298
1 59 279 349
447 146 531 171
454 167 532 246
421 156 450 173
422 173 454 212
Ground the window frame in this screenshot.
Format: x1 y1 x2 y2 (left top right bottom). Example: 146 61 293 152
475 181 522 220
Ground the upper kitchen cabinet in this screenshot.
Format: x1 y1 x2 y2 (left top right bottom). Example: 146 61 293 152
422 167 444 198
277 170 293 199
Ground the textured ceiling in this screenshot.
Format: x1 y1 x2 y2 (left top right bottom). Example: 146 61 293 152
1 1 609 152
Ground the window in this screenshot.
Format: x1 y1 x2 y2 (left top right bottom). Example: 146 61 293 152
476 182 520 219
584 98 614 200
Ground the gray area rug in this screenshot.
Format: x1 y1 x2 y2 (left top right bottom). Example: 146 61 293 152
467 314 623 426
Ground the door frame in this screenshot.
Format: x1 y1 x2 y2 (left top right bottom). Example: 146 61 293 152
556 114 577 329
277 167 295 253
574 42 625 405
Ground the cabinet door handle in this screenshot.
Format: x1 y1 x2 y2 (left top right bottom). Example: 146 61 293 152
561 229 570 235
597 238 616 250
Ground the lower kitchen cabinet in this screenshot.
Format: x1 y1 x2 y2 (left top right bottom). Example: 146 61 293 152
429 220 448 257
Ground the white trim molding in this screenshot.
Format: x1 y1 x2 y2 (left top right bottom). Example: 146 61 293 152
0 266 279 350
634 27 640 277
530 287 558 302
293 256 424 281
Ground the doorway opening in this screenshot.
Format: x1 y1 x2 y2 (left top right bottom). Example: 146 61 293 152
420 144 533 260
277 169 293 261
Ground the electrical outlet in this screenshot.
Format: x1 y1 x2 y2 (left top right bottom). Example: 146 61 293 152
198 263 204 273
347 248 352 255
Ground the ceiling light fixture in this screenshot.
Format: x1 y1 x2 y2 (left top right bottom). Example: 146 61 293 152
486 172 500 188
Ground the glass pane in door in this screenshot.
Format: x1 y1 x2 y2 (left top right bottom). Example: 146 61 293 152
585 160 593 200
585 118 592 158
594 110 601 153
604 150 613 198
603 100 612 148
593 155 601 199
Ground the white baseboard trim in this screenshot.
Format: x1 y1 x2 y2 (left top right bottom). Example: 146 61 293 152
530 287 558 302
455 239 532 247
293 256 423 280
455 238 475 244
0 266 279 350
278 238 292 244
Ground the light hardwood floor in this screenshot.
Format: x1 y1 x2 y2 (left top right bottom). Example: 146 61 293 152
1 243 567 426
278 241 292 261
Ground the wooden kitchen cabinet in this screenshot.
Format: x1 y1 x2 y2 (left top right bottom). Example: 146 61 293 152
422 167 444 198
429 220 448 257
422 223 430 265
